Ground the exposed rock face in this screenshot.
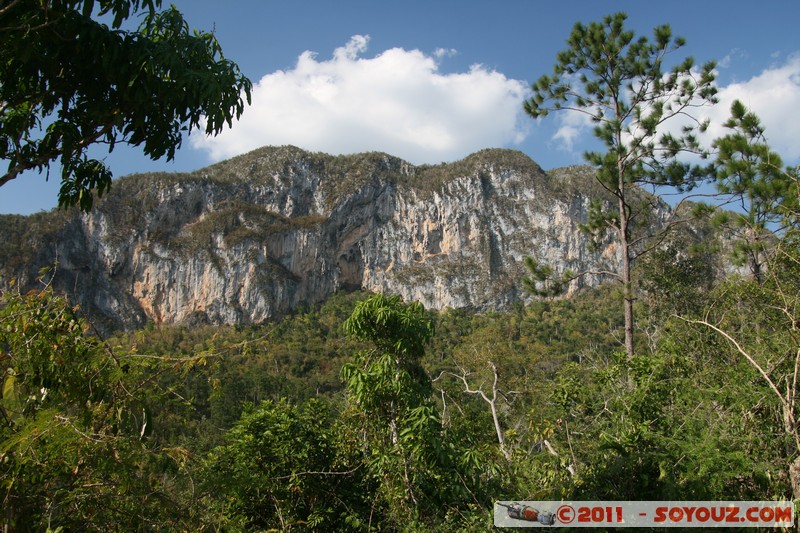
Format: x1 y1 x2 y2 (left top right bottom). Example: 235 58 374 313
0 146 663 332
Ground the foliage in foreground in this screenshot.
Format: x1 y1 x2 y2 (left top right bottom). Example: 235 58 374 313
0 0 251 210
3 8 799 528
2 252 799 530
0 276 206 531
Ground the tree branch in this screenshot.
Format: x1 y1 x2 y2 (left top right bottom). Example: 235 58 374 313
272 465 362 481
678 316 790 415
435 361 511 459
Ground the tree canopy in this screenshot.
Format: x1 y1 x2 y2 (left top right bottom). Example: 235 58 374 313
709 100 799 281
0 0 252 210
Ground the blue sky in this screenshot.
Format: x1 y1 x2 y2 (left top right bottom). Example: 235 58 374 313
2 0 799 214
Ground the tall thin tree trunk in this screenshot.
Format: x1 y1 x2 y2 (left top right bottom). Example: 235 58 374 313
614 107 635 362
618 186 635 360
389 401 418 506
486 362 511 460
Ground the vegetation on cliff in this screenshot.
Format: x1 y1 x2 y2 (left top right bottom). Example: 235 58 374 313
2 8 799 532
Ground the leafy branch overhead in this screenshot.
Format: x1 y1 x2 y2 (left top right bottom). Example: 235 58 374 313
0 0 252 211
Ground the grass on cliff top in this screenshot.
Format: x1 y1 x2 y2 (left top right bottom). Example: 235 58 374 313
156 146 565 200
0 147 606 277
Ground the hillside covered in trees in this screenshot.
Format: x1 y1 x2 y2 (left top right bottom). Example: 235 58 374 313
2 3 799 531
2 253 799 530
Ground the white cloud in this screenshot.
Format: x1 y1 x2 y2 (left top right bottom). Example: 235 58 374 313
699 53 800 163
718 48 746 69
433 47 458 60
545 54 800 166
553 109 593 154
191 35 528 164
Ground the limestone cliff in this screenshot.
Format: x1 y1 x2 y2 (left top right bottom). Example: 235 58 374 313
0 146 670 331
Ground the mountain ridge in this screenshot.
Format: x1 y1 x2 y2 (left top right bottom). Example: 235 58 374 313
1 146 670 332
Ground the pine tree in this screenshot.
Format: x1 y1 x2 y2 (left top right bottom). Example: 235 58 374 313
524 12 717 357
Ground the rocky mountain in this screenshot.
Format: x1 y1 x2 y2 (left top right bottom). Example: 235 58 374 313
0 146 678 332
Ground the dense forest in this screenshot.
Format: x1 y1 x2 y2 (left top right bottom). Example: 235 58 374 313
2 3 800 531
2 231 799 530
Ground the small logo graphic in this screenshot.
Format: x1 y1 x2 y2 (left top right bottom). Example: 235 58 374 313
497 502 556 525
